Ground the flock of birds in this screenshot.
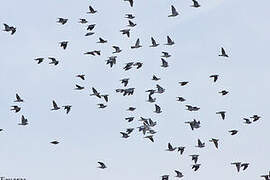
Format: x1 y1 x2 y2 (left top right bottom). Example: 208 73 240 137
3 0 269 179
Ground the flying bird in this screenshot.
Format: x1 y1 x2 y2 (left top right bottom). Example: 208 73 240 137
76 74 85 80
50 141 59 144
87 24 96 31
144 135 154 142
219 90 229 96
34 58 44 64
179 81 189 86
150 37 159 47
59 41 68 49
97 104 107 108
168 5 179 17
62 105 72 114
229 130 238 135
231 162 241 172
51 100 60 111
174 170 184 178
165 36 174 45
14 93 24 102
250 115 261 122
243 118 252 124
154 104 162 113
192 164 201 171
112 46 122 53
124 0 133 7
128 20 136 27
176 97 186 102
196 139 205 148
127 107 136 111
120 29 130 38
216 111 226 120
191 0 200 8
120 132 130 138
97 37 107 43
3 23 16 35
219 47 229 57
241 163 249 171
101 95 109 102
97 162 107 169
57 18 68 25
152 75 160 81
210 74 219 82
90 87 101 98
125 14 135 19
131 38 142 49
161 52 171 58
209 138 219 149
10 105 21 113
48 57 59 65
190 154 199 164
166 143 176 151
18 115 28 126
87 6 97 14
161 58 168 68
79 18 88 24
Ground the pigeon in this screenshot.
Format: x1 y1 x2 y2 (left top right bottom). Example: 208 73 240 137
59 41 68 49
161 52 171 58
112 46 122 53
14 93 24 102
250 115 261 122
120 29 130 37
127 107 136 111
97 37 107 43
87 6 97 14
97 162 107 169
128 20 136 27
131 38 142 49
209 138 219 149
161 58 168 68
106 56 117 68
210 75 219 82
241 163 249 171
18 115 28 125
57 18 68 25
125 14 135 19
166 143 176 151
101 95 109 102
97 104 107 108
34 58 44 64
177 147 185 155
74 84 84 90
76 74 85 80
125 117 134 122
120 78 129 87
87 24 96 31
168 5 179 17
62 105 72 114
179 81 189 86
79 18 88 24
10 105 21 113
219 47 229 57
216 111 226 120
50 141 59 144
120 132 130 138
48 57 59 65
229 130 238 135
190 154 199 164
144 135 154 142
176 97 186 102
174 170 184 178
51 100 60 111
154 104 162 113
219 90 229 95
196 139 205 148
150 37 159 47
3 23 16 35
243 118 252 124
165 36 174 45
231 162 241 172
124 0 133 7
192 164 201 171
152 75 160 81
90 87 101 98
191 0 200 8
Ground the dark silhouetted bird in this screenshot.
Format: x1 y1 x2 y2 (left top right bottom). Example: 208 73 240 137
120 29 130 38
57 18 68 25
144 135 154 142
166 143 176 151
176 97 186 102
179 81 189 86
3 23 16 35
209 138 219 149
79 18 88 24
48 57 59 65
125 14 135 19
97 104 107 108
18 115 28 126
131 38 142 49
231 162 241 172
59 41 68 49
74 84 84 90
10 105 21 113
50 141 59 144
219 90 229 95
128 20 136 27
229 130 238 135
90 88 101 98
87 6 97 14
174 170 184 178
165 36 174 45
168 5 179 17
35 58 44 64
120 132 130 138
87 24 96 31
219 47 229 57
14 93 24 102
191 0 200 8
124 0 133 7
210 74 219 82
154 104 162 113
97 162 106 169
161 58 168 68
150 37 159 47
97 37 107 43
112 46 122 53
51 100 60 111
192 164 201 171
152 75 160 81
216 111 226 120
76 74 85 80
62 105 72 114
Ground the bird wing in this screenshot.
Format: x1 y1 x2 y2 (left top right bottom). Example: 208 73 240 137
135 38 140 46
53 100 58 109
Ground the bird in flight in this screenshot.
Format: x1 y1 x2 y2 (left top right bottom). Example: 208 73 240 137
112 46 122 53
209 74 219 82
18 115 28 126
76 74 85 80
10 105 21 113
219 90 229 96
14 93 24 102
191 0 200 8
150 37 159 47
51 100 60 111
131 38 142 49
50 141 59 145
231 162 241 172
62 105 72 114
48 57 59 66
87 6 97 14
34 58 44 64
219 47 229 57
120 29 130 38
3 23 16 35
57 18 68 25
144 135 154 142
174 170 184 178
125 14 135 19
209 138 219 149
168 5 179 17
59 41 68 50
124 0 133 7
166 143 176 151
97 162 107 169
192 164 201 171
165 36 174 45
216 111 226 120
196 139 205 148
154 104 162 113
229 130 238 135
128 20 136 27
90 87 101 98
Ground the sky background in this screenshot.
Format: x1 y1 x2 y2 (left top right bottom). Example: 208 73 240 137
0 0 270 179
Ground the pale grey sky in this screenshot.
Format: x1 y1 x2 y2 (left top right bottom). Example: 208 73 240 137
0 0 269 180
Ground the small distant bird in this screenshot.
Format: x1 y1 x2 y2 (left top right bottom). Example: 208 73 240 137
165 36 174 45
166 143 176 151
84 51 101 56
97 37 107 43
48 57 59 65
51 100 60 111
90 87 101 98
176 97 186 102
97 162 106 169
152 75 160 81
133 62 143 69
144 135 154 142
161 175 169 180
120 29 130 38
190 154 199 164
120 78 129 87
174 170 184 178
219 90 229 95
209 138 219 149
10 105 21 113
87 6 97 14
156 84 165 93
231 162 242 172
150 37 159 47
125 117 134 122
243 118 252 124
229 130 238 135
179 81 189 86
147 94 156 103
216 111 226 120
112 46 122 53
127 107 136 111
76 74 85 80
219 47 229 57
79 18 88 24
120 132 130 138
154 104 162 113
241 163 249 171
3 23 16 35
186 105 200 111
57 18 68 25
131 38 142 49
18 115 28 126
261 175 270 180
210 74 219 82
250 115 261 122
50 141 59 144
192 164 201 171
196 139 205 148
161 58 168 68
87 24 96 31
125 14 135 19
126 128 134 134
161 52 171 58
59 41 68 49
101 95 109 102
34 58 44 64
62 105 72 114
191 0 200 8
128 20 136 27
85 32 95 36
185 119 201 130
124 0 133 7
14 93 24 102
177 147 185 155
123 62 134 71
97 104 107 108
168 5 179 17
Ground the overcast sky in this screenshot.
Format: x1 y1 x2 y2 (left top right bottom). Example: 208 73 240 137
0 0 270 179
